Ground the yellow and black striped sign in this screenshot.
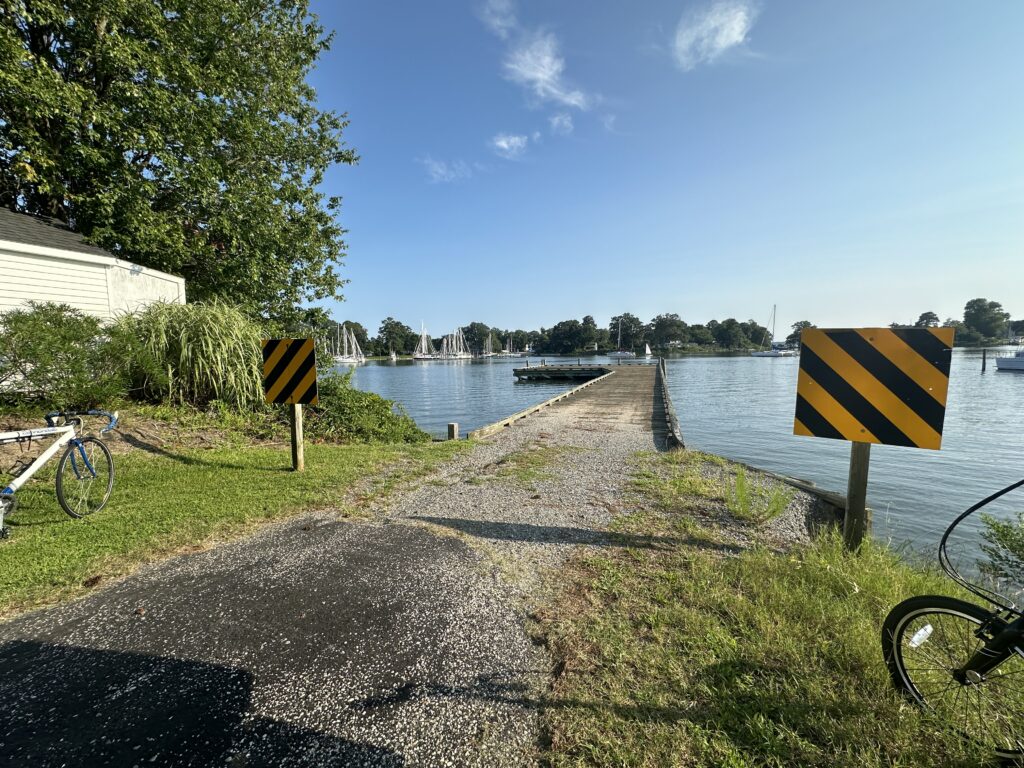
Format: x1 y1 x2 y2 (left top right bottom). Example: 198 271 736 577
794 327 954 450
262 338 319 405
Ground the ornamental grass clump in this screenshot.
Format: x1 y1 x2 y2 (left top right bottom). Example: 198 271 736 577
116 301 263 410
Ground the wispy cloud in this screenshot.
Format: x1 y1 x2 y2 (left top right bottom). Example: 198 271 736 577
478 0 517 39
420 156 472 183
673 0 759 72
549 112 573 136
490 133 529 159
601 114 617 133
504 30 589 109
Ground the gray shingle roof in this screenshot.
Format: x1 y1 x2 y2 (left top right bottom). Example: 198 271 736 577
0 207 113 258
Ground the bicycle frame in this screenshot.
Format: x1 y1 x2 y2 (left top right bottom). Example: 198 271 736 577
0 424 78 497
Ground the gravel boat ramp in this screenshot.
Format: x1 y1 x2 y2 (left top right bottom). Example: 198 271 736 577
0 366 673 767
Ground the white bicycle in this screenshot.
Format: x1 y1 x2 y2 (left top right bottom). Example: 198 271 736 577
0 410 118 538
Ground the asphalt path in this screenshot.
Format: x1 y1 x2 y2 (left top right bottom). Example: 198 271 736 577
0 516 545 767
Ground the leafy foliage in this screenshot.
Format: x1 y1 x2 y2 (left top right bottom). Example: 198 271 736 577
980 511 1024 583
0 0 357 324
115 301 264 409
963 298 1010 341
303 371 430 444
0 302 125 409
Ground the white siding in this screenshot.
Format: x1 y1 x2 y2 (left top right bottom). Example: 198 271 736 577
0 242 185 321
0 249 109 317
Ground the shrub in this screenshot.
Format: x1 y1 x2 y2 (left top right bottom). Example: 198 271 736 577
115 301 264 409
0 302 126 409
303 370 430 444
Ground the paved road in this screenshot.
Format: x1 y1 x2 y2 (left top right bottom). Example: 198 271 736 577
0 518 544 767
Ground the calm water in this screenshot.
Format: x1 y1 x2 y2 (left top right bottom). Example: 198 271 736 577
346 349 1024 553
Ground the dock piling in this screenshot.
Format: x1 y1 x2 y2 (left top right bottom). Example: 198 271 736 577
447 423 459 441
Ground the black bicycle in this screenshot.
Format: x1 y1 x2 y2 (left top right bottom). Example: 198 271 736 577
882 479 1024 761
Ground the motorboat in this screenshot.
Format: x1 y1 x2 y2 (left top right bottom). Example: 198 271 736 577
995 348 1024 372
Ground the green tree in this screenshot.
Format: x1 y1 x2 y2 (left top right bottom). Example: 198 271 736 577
914 311 940 327
963 298 1010 340
687 325 715 346
740 319 769 348
712 318 750 349
609 313 645 350
648 313 687 349
547 319 585 354
785 321 815 348
0 0 356 324
461 322 491 354
376 317 416 354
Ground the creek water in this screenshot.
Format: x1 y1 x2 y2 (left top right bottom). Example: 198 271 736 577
346 348 1024 555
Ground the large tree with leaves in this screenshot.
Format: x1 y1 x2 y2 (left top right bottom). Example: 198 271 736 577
0 0 356 324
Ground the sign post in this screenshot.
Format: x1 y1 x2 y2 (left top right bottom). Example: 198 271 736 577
793 327 954 551
262 338 319 472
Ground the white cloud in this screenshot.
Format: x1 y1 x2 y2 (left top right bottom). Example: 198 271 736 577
420 156 472 183
601 114 617 132
549 112 573 135
504 31 589 109
673 0 758 72
490 133 529 159
478 0 517 39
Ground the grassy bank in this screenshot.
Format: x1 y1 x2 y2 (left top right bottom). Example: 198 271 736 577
538 450 990 767
0 439 464 617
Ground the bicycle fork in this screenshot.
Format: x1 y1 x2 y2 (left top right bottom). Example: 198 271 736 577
957 614 1024 684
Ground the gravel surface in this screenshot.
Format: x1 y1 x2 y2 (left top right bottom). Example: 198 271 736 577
0 367 668 767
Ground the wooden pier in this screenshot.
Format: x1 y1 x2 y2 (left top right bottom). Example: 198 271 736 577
473 361 685 449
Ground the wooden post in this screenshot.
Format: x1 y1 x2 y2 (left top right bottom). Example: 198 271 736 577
844 441 871 550
290 404 304 472
982 348 987 372
447 422 459 441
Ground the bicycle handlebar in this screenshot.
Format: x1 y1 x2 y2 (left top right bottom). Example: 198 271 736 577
45 410 119 434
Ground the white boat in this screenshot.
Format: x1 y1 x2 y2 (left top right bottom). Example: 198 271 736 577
413 324 439 360
995 348 1024 371
439 328 472 359
608 319 636 359
644 343 652 359
332 324 365 365
479 334 495 358
751 305 796 358
389 350 398 362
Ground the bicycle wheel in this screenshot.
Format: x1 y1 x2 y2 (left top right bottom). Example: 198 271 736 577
55 437 114 519
882 595 1024 759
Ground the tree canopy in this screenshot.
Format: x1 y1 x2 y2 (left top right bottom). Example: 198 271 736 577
963 298 1010 340
0 0 356 324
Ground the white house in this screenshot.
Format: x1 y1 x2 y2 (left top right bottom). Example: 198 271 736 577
0 208 185 320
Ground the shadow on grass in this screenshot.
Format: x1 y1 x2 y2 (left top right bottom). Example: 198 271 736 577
0 640 405 766
122 435 290 472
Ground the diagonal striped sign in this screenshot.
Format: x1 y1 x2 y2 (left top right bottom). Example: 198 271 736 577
794 327 954 450
262 338 319 405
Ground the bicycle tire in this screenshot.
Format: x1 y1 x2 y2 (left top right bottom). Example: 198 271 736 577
882 594 1024 760
55 437 114 519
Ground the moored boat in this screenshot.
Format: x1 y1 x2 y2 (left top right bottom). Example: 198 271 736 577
995 348 1024 372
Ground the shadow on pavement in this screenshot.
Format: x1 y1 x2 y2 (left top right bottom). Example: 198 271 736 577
415 515 682 549
0 640 403 767
349 671 691 724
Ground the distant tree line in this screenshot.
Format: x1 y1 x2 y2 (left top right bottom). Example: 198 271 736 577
889 298 1021 347
317 297 1019 358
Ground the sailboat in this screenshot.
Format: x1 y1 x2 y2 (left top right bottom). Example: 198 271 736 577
388 348 398 362
413 324 438 360
644 343 653 359
608 319 636 359
332 324 365 365
751 305 796 358
480 334 495 358
438 328 473 359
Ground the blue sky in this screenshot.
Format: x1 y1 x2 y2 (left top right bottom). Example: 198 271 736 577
308 1 1024 336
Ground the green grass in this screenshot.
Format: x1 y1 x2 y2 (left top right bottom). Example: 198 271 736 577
0 440 465 616
538 450 994 767
727 466 794 524
493 444 582 485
